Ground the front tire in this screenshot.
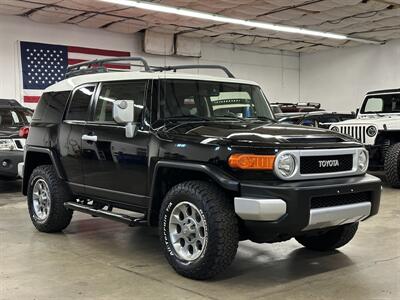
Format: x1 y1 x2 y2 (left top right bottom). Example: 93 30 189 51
384 143 400 188
159 181 239 280
295 223 359 251
27 165 73 233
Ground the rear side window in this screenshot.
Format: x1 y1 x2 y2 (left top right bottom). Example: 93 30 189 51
94 81 147 123
32 91 70 123
0 109 32 127
65 85 95 121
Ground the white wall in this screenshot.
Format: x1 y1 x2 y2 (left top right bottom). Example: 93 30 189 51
0 15 300 108
300 39 400 112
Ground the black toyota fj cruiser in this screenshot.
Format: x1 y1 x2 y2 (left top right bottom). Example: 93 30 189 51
22 58 381 280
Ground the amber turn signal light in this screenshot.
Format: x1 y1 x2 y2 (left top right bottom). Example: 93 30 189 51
228 154 275 170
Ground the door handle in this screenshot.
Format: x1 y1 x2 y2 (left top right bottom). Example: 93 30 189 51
82 134 98 142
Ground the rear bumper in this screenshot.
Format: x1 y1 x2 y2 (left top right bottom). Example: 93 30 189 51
235 174 381 242
0 151 24 178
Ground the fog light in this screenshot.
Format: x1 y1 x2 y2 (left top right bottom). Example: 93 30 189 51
2 160 8 168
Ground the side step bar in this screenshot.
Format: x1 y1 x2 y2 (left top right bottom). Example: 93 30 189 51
64 202 147 227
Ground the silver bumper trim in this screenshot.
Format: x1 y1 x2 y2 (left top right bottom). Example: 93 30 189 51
17 162 24 178
303 202 371 231
234 197 286 221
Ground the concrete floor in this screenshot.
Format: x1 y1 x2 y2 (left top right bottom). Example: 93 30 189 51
0 180 399 300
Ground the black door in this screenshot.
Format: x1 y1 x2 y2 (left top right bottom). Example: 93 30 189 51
58 84 96 194
81 80 150 210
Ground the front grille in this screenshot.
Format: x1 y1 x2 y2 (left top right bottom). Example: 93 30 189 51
311 192 370 209
300 154 353 174
339 126 366 143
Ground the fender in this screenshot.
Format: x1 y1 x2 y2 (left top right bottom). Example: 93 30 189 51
147 160 239 224
22 146 66 195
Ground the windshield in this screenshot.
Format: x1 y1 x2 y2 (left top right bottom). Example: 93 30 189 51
159 79 274 122
0 108 32 128
361 94 400 114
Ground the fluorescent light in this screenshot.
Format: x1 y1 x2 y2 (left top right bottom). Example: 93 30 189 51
100 0 380 43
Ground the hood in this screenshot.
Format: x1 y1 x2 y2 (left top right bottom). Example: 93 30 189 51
0 126 19 138
159 121 359 147
335 117 400 130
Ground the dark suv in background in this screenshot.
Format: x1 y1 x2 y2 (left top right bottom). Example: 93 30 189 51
22 58 381 280
0 99 32 179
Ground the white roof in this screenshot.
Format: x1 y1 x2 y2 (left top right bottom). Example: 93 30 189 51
45 71 260 93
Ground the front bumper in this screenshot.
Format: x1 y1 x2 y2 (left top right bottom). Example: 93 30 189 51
0 151 24 178
234 174 381 242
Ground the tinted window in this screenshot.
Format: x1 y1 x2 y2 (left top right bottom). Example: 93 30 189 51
159 80 273 120
319 116 339 123
94 81 147 123
280 117 301 124
0 109 32 127
66 86 95 121
300 118 315 126
33 91 70 123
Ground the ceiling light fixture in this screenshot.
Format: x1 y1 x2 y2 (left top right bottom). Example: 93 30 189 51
100 0 381 44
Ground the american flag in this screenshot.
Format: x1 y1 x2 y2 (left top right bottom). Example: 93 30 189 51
20 41 131 103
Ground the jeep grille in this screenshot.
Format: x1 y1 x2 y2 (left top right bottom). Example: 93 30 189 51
337 125 366 143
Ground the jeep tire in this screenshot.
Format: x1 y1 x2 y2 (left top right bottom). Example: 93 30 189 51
27 165 73 232
159 180 239 280
384 143 400 188
295 222 359 251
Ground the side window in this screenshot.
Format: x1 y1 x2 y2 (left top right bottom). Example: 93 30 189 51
364 97 383 112
33 91 70 124
320 116 338 123
94 81 147 123
65 86 95 121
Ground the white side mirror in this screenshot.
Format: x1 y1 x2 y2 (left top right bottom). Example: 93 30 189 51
113 100 134 124
113 100 137 138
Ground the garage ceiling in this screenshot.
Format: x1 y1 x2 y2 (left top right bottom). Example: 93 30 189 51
1 0 400 52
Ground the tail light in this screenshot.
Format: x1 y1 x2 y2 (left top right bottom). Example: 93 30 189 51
19 126 30 138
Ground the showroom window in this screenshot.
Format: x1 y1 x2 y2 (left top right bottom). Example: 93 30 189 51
65 85 95 121
94 81 147 123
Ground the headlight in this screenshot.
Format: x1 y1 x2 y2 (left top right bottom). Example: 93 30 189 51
275 153 296 178
358 149 369 173
331 126 339 132
0 139 16 151
366 126 377 137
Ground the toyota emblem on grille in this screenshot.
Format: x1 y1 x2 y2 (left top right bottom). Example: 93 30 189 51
318 160 340 168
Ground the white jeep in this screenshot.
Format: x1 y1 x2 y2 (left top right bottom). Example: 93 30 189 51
330 88 400 188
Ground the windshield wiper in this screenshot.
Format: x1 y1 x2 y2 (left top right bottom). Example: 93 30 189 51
163 115 211 123
213 114 246 121
248 116 278 123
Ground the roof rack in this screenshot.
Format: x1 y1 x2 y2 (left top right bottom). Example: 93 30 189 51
65 57 151 78
65 56 235 79
152 65 235 78
367 88 400 95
